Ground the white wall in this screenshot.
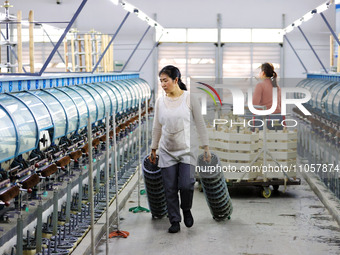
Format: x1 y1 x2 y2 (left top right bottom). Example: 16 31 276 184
11 0 335 87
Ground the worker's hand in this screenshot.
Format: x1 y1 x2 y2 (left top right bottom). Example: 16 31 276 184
203 146 211 163
149 149 157 165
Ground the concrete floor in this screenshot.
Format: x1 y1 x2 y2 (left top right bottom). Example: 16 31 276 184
95 175 340 255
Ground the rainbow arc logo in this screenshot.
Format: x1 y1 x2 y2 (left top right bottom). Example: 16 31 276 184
196 82 223 106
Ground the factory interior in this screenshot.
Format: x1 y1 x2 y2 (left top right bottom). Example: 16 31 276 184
0 0 340 254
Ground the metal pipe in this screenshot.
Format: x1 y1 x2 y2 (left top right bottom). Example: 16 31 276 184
78 171 83 212
36 200 43 252
110 144 115 179
320 12 340 46
96 156 100 193
92 12 130 73
284 35 308 73
5 5 10 67
87 117 95 255
41 26 65 64
16 215 23 255
117 142 120 170
153 13 159 106
39 0 88 75
9 18 15 73
113 114 120 229
297 26 328 73
52 189 58 236
65 181 71 223
216 13 222 83
281 14 285 82
138 40 161 72
105 112 110 255
138 98 142 207
146 99 149 154
120 26 151 72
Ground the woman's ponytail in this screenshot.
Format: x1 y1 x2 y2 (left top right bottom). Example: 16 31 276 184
178 78 187 91
261 63 278 88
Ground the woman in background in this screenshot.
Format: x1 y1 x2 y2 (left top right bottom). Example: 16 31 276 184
252 62 283 130
150 65 211 233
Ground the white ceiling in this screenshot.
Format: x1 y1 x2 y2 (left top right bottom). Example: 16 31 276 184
10 0 335 36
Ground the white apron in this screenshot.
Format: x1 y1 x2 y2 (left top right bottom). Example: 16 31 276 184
158 91 198 168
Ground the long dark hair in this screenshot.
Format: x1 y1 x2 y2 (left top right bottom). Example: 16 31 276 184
261 62 278 88
159 65 187 91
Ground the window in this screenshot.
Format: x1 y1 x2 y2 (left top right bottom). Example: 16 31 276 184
223 44 281 78
221 29 251 43
187 29 218 43
252 29 283 43
156 29 186 42
158 28 283 43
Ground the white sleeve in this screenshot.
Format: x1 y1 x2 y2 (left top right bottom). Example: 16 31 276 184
150 98 162 150
188 94 209 146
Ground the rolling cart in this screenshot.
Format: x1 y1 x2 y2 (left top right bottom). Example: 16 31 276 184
201 110 301 198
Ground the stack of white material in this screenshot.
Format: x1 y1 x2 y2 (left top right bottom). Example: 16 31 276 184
258 129 297 179
200 121 297 181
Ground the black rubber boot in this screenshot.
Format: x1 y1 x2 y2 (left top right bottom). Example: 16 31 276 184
168 222 180 233
183 210 194 228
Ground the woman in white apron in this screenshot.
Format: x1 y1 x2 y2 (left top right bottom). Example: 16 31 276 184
150 65 211 233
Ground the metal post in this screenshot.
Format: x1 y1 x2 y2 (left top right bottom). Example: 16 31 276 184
113 114 120 229
146 99 149 153
87 117 95 255
96 156 100 193
16 215 23 255
281 14 285 81
65 181 71 223
78 172 83 212
39 0 88 75
127 134 131 161
138 99 142 207
9 20 15 73
120 26 151 72
121 137 125 169
105 112 110 255
131 132 134 160
92 12 130 73
108 113 129 238
250 44 253 86
185 35 188 84
36 200 43 253
153 13 159 105
284 35 308 73
117 142 120 169
216 13 223 83
52 189 58 236
263 116 267 182
128 99 150 213
297 26 328 73
4 4 10 68
110 143 115 179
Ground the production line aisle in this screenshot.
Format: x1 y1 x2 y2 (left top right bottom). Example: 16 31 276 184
96 170 340 255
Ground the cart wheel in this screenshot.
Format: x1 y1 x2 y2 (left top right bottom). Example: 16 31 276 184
262 187 271 198
273 185 279 191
